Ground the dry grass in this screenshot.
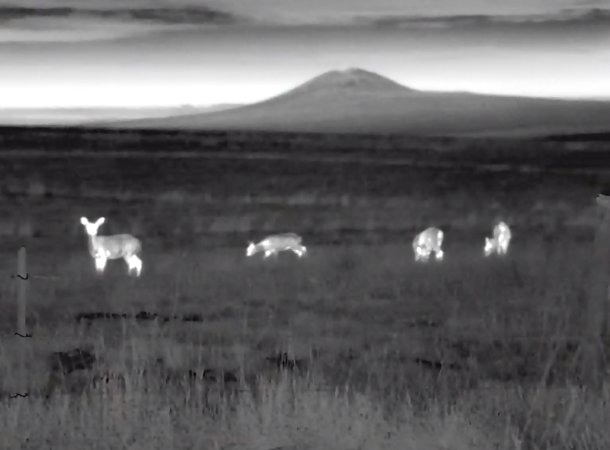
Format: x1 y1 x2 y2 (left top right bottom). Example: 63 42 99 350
0 370 522 450
1 126 609 448
0 236 608 449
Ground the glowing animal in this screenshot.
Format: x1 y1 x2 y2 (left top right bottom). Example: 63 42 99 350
80 216 143 276
484 221 512 257
413 227 444 262
246 233 307 259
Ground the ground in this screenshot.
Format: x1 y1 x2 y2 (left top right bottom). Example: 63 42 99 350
0 128 609 449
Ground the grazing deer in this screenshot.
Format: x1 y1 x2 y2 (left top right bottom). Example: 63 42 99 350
246 233 307 259
484 221 511 257
413 227 444 262
80 217 143 276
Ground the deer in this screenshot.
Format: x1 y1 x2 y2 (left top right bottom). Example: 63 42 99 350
484 221 511 257
413 227 444 262
246 233 307 259
80 217 142 276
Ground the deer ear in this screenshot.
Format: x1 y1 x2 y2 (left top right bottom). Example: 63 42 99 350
80 217 88 225
96 217 106 225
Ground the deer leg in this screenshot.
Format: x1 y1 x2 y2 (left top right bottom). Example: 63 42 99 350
125 255 142 277
124 256 132 274
124 255 135 276
133 256 142 276
94 256 107 273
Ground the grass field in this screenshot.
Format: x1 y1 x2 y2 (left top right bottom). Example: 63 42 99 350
1 128 610 449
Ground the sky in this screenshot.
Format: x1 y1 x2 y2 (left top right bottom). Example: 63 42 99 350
0 0 609 107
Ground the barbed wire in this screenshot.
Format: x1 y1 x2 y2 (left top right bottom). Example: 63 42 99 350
10 273 59 281
7 393 28 399
14 332 32 338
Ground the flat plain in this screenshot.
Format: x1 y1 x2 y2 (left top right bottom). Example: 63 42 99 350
1 127 610 449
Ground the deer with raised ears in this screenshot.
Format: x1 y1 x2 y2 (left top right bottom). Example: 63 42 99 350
484 221 512 257
413 227 444 262
246 233 307 259
80 217 143 276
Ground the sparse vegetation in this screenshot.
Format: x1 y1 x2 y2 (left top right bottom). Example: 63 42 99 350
1 128 610 449
0 241 607 449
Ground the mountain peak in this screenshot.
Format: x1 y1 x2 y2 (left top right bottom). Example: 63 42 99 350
327 67 382 80
281 67 417 99
311 67 415 90
110 67 610 135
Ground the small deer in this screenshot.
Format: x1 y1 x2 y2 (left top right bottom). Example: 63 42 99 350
484 221 511 257
80 217 143 276
246 233 307 259
413 227 444 262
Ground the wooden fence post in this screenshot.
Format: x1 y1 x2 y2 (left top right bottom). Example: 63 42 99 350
582 194 610 389
17 246 27 336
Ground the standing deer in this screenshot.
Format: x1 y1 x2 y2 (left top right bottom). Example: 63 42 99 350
80 217 143 276
484 221 511 257
413 227 444 262
246 233 307 259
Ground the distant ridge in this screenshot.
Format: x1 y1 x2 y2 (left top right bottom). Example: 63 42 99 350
0 104 241 126
545 131 610 142
108 68 610 137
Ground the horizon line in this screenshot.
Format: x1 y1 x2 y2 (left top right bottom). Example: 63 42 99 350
1 68 609 109
1 93 609 109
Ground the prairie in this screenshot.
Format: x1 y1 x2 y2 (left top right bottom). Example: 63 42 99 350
0 127 610 449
